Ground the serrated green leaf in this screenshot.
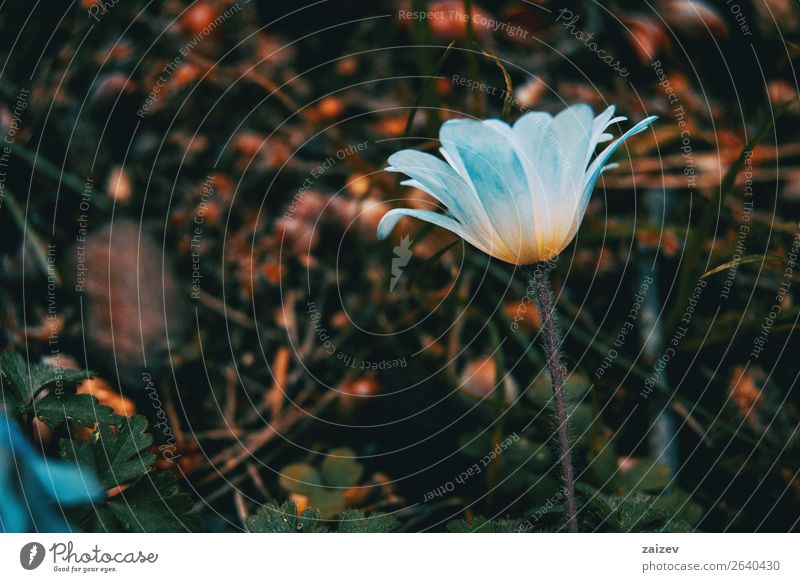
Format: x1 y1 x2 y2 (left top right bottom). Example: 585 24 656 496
576 482 615 527
296 506 323 532
61 414 196 533
246 501 326 533
338 510 398 533
72 471 196 533
104 472 197 532
652 490 704 527
62 415 155 489
34 393 121 428
611 495 694 533
0 351 89 415
446 516 527 533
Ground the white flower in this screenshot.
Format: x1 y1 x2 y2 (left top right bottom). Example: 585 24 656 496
377 105 657 265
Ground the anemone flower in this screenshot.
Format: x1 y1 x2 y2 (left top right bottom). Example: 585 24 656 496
378 105 656 532
0 413 103 532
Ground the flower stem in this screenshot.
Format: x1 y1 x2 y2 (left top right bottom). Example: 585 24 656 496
524 264 579 533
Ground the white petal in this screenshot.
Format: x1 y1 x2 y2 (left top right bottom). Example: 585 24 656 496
539 115 657 254
571 115 659 238
511 111 578 258
553 104 595 179
386 149 495 241
585 106 621 167
377 207 517 262
550 105 595 239
439 119 534 254
510 112 559 199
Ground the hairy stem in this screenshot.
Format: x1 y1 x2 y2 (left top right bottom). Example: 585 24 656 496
524 264 578 533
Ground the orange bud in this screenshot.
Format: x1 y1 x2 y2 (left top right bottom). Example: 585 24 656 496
289 493 310 515
76 377 136 418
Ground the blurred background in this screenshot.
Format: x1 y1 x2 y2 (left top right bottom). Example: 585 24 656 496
0 0 799 532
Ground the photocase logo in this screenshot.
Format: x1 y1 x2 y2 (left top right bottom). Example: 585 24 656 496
20 542 46 570
389 235 413 291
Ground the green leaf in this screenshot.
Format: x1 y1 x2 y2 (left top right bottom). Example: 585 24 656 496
446 516 527 533
72 471 196 533
604 495 695 533
338 510 399 533
278 468 342 517
321 448 364 488
459 433 548 468
575 484 695 532
279 463 322 496
34 393 120 428
577 482 615 526
62 413 196 533
457 432 554 499
278 451 365 519
296 506 323 532
246 501 326 533
104 472 197 532
3 353 195 533
0 351 89 415
248 504 396 533
652 490 704 527
309 490 346 519
62 415 155 489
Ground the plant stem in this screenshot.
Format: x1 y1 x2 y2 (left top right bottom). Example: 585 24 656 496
524 264 578 533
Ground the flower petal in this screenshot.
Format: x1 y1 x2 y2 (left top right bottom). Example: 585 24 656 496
439 119 534 253
553 104 595 181
510 112 580 258
386 149 494 240
577 114 659 222
509 111 558 198
377 207 518 262
586 106 620 166
547 105 596 245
